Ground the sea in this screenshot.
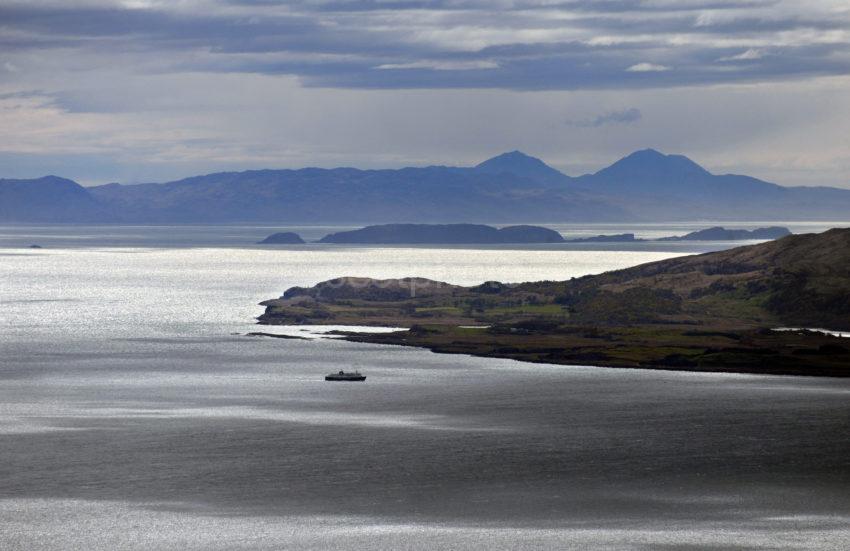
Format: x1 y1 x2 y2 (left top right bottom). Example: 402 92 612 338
2 223 850 550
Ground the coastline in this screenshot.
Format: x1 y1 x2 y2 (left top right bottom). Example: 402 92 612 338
301 325 850 378
338 327 850 378
251 321 850 378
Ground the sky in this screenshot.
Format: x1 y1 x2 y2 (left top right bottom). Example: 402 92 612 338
1 0 849 187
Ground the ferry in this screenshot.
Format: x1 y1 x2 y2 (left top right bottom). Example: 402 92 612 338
325 370 366 382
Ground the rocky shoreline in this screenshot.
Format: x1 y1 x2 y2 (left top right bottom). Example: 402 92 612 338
333 326 850 378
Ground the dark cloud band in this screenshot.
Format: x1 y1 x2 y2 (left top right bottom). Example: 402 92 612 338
0 1 848 90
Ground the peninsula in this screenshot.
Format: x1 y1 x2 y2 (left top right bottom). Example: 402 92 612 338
259 228 850 377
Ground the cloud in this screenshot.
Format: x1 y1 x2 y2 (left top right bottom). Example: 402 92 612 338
566 107 642 127
626 63 670 72
718 48 764 61
0 1 847 91
376 60 500 71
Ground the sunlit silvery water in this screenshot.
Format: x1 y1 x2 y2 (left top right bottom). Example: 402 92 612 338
2 227 850 550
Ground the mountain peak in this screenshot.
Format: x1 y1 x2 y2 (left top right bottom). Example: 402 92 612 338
35 175 82 186
596 149 711 182
476 150 545 167
474 150 569 184
625 148 666 160
0 175 84 190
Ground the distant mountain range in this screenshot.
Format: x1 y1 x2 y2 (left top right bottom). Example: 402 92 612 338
3 149 850 223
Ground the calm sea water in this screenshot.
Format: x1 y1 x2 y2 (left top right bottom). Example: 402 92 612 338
2 226 850 550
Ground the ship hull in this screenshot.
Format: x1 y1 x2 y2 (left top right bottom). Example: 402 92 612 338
324 375 366 381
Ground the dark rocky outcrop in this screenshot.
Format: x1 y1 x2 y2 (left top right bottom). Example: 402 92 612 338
257 232 305 244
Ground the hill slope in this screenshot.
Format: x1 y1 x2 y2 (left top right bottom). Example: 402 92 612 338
540 228 850 330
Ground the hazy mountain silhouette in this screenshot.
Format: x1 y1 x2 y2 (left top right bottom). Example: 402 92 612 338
574 149 850 219
580 149 711 193
474 150 571 186
3 150 850 223
82 164 623 223
0 176 113 222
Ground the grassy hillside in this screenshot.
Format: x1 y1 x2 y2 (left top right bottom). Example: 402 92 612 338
554 228 850 329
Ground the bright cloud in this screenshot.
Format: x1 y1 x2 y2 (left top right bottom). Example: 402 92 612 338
626 63 671 72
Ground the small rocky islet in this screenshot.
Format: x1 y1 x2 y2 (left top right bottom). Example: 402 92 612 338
256 232 306 244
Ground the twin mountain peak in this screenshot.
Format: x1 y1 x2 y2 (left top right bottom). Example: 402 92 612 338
2 149 849 223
